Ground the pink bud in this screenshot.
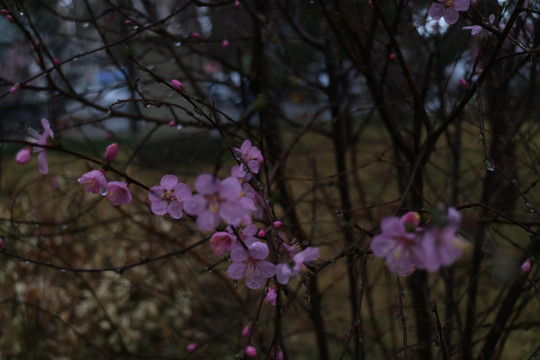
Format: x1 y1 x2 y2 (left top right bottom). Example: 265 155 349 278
241 322 252 338
186 343 197 352
222 39 229 47
273 220 282 229
257 229 266 238
245 346 257 358
53 58 61 66
389 53 397 59
6 14 13 22
235 0 240 6
520 258 532 273
191 32 201 39
0 238 4 248
15 147 32 164
1 9 8 16
104 143 118 163
168 120 175 127
9 85 18 95
402 211 420 228
124 19 133 25
459 78 469 90
171 79 187 94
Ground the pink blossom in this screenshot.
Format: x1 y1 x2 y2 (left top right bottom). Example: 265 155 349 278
370 211 421 275
462 14 495 37
276 247 320 284
245 346 257 358
429 0 470 25
226 241 276 289
231 164 252 181
242 183 265 220
148 175 191 219
10 85 18 94
235 0 240 6
210 231 237 256
184 174 249 231
17 118 54 174
104 143 118 163
15 147 32 164
413 207 466 272
234 140 263 174
105 181 132 206
257 229 266 238
78 170 108 195
186 343 197 352
222 39 229 47
273 220 282 229
171 79 187 94
264 284 277 306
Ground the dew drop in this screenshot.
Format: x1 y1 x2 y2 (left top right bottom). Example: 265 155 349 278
525 202 536 213
484 158 495 172
147 64 155 70
19 12 24 16
72 57 79 62
101 188 108 196
175 41 182 47
335 210 344 217
82 22 90 28
176 124 183 130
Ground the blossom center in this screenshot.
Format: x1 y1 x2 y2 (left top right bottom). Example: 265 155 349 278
162 190 177 203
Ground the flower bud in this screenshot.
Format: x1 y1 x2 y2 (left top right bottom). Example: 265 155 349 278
104 143 118 163
520 258 532 273
15 147 32 164
171 79 187 94
245 346 257 358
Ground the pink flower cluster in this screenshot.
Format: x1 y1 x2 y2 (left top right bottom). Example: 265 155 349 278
371 206 467 275
77 143 132 206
